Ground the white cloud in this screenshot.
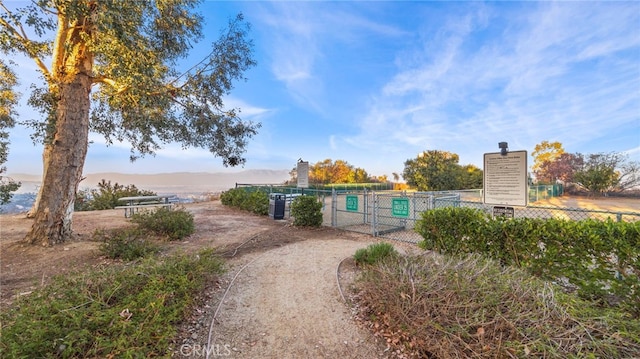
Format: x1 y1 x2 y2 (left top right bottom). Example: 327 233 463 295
345 2 639 167
254 2 407 114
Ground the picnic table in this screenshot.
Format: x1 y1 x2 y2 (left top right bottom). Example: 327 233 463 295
116 195 177 218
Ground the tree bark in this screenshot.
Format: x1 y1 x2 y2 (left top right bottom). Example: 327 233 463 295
24 74 90 246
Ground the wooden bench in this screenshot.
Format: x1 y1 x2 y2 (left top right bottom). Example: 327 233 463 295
116 195 177 218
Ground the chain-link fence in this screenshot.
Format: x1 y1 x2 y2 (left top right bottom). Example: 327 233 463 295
328 190 477 243
326 189 639 244
434 198 640 222
234 184 638 243
529 184 563 202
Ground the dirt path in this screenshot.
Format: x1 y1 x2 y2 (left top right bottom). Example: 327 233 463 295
202 239 387 358
173 228 393 358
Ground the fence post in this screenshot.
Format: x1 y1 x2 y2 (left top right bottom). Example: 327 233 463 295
371 192 378 237
411 193 416 220
364 188 368 224
331 188 337 227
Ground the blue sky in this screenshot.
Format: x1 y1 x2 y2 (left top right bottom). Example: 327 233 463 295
5 1 640 180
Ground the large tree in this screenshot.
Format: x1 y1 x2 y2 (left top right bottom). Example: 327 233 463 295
574 152 639 196
1 1 258 245
537 152 584 184
0 59 20 204
402 150 481 191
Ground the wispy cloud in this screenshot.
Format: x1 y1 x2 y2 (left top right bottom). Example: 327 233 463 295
345 2 640 165
252 2 408 115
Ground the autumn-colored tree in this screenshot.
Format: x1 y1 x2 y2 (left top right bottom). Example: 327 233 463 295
1 1 257 245
288 159 373 185
0 60 20 204
309 159 370 184
532 141 565 180
537 152 584 184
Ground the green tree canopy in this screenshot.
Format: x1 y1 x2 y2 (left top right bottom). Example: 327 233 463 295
1 0 257 245
0 59 20 205
402 150 482 191
574 152 639 196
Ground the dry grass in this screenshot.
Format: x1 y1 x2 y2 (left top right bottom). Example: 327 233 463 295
352 252 640 358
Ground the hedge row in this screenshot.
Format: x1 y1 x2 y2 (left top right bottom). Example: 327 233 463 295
219 188 269 215
415 207 640 316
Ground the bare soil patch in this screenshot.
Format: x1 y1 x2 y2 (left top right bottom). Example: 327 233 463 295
532 195 639 212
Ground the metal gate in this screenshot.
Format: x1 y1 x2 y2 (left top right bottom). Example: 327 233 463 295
329 189 463 243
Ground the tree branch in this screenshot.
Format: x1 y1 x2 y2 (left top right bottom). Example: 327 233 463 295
0 5 51 79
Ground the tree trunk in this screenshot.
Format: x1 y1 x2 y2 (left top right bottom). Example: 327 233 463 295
25 150 48 218
24 74 90 246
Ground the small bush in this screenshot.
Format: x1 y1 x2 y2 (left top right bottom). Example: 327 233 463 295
290 195 323 227
75 179 156 211
354 242 398 266
95 228 160 261
131 207 195 240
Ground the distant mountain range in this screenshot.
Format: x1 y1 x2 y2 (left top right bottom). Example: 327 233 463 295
8 169 290 190
1 169 290 214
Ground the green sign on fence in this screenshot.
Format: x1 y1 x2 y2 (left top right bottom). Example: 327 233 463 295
346 195 358 212
392 198 409 217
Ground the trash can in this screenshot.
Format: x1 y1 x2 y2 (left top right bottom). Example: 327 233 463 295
269 193 285 220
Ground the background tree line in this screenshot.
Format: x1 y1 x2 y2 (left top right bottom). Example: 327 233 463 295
286 153 482 192
287 159 388 185
532 141 639 196
287 141 638 197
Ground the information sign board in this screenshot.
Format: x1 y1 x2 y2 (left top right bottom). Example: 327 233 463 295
483 150 528 207
392 198 409 217
297 161 309 188
346 195 358 212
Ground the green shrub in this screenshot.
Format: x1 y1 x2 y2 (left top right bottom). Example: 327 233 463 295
75 179 155 211
355 252 640 358
415 207 640 316
290 195 323 227
220 188 269 215
131 207 195 240
0 250 224 358
95 228 160 261
415 206 488 254
354 242 398 266
248 191 269 215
